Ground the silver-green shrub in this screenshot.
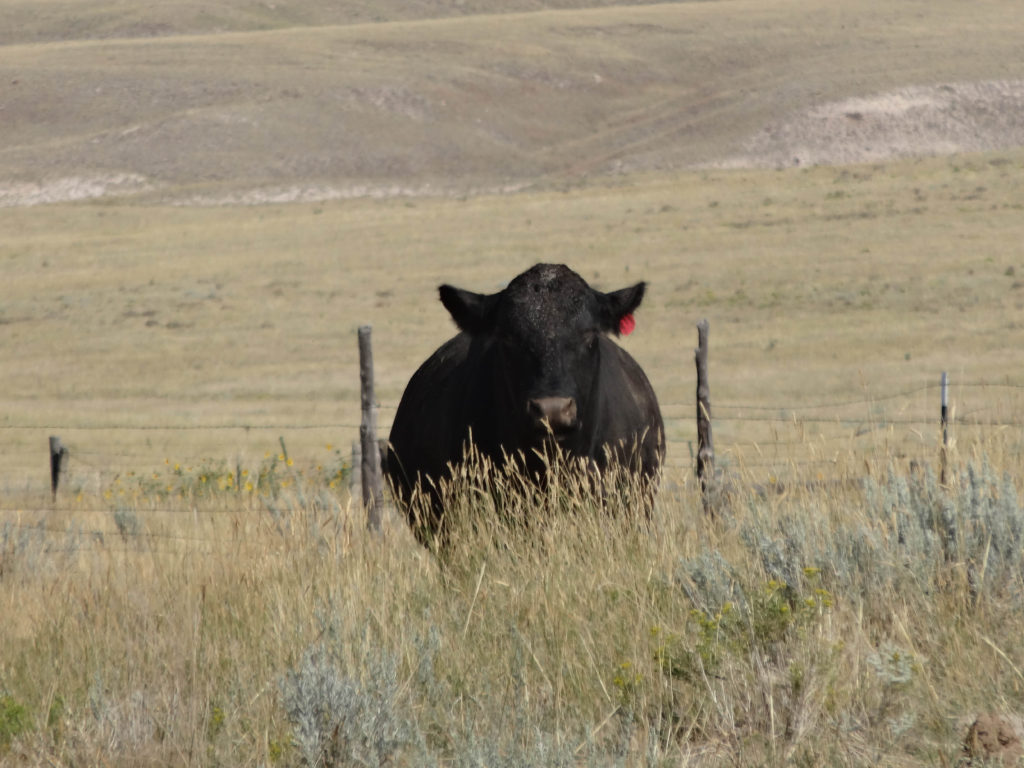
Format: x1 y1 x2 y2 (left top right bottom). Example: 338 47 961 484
279 640 417 768
863 461 1024 603
682 461 1024 612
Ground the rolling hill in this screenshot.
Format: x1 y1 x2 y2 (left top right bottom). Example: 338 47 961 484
2 0 1023 205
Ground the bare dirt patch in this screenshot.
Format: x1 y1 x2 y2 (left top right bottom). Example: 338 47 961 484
175 180 530 207
711 80 1024 169
963 714 1024 766
0 173 151 208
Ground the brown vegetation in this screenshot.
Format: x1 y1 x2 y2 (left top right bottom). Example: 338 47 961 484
2 0 1024 764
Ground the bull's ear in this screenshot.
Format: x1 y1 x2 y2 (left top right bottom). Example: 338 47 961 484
439 285 498 335
597 281 646 335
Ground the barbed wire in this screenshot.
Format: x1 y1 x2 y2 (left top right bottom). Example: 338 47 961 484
4 376 1014 549
706 381 1024 411
0 422 361 432
2 414 1020 438
0 519 334 549
0 521 231 542
0 379 1019 502
3 378 1022 433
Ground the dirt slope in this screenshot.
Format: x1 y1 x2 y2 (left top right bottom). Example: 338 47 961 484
0 0 688 44
1 0 1024 206
712 80 1024 169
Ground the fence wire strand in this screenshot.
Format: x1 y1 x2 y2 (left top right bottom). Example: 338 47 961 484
3 380 1022 433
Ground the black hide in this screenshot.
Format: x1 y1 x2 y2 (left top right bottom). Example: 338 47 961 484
386 263 664 543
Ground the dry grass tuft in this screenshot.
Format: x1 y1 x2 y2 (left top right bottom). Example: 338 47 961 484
2 436 1023 765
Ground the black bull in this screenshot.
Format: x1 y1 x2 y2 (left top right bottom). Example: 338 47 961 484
385 264 664 542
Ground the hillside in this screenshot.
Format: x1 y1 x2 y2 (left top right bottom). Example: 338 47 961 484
0 0 686 44
2 0 1023 205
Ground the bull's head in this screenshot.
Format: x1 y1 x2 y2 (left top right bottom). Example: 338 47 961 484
438 264 645 446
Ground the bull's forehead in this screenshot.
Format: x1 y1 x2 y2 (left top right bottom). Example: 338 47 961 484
501 264 594 338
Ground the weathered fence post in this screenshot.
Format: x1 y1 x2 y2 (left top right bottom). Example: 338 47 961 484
940 371 949 485
695 319 714 515
350 440 361 499
49 435 66 502
359 326 384 531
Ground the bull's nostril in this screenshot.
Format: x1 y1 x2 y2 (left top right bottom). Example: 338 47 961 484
528 397 578 433
561 398 577 425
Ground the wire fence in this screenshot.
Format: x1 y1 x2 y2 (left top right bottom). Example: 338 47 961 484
1 379 1023 497
1 378 1022 552
1 384 1022 435
6 381 1023 431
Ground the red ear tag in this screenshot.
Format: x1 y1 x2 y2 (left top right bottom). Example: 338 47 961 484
619 313 636 336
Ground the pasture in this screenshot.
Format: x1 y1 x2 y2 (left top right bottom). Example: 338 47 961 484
3 149 1024 766
3 0 1024 764
3 152 1023 485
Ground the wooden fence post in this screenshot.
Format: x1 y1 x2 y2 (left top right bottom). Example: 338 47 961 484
940 371 949 485
358 326 384 531
350 440 361 499
695 319 714 515
49 435 66 502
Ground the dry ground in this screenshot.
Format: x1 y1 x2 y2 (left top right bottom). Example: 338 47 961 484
1 1 1024 482
2 0 1024 206
3 150 1023 495
2 0 1024 490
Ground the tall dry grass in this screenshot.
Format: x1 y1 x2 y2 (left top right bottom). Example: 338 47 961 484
2 429 1023 766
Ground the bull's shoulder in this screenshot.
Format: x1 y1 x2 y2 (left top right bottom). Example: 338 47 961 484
591 338 664 468
392 333 481 430
598 338 658 402
405 333 472 388
388 333 473 470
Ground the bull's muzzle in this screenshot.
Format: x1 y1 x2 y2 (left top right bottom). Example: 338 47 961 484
527 396 578 436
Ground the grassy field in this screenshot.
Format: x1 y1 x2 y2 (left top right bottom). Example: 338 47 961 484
2 149 1024 765
3 0 1024 764
3 149 1024 490
2 431 1024 765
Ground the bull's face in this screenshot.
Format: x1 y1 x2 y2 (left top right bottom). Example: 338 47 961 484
439 264 645 448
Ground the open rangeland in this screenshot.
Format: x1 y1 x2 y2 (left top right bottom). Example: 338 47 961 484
2 0 1024 765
